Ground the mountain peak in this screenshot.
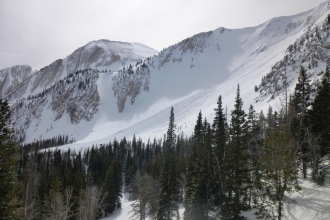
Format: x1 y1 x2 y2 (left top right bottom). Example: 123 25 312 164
67 39 158 71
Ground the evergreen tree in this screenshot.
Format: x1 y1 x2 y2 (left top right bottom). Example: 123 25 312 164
200 119 214 218
308 66 330 183
157 107 179 220
21 150 39 219
184 112 213 220
0 98 22 219
258 110 267 139
125 150 137 199
309 66 330 156
104 157 122 215
266 106 274 134
71 155 84 215
176 133 187 203
212 95 227 208
246 105 260 206
292 66 311 178
221 85 250 219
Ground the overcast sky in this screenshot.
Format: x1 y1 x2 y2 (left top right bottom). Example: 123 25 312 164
0 0 327 70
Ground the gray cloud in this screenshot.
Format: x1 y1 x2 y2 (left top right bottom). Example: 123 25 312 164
0 0 326 70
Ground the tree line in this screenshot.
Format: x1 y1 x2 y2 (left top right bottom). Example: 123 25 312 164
0 65 329 219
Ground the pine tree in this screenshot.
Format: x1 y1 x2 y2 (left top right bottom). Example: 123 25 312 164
157 107 179 220
176 133 187 203
200 119 213 218
293 66 311 116
266 106 275 134
258 110 267 139
308 66 330 183
221 85 250 219
72 152 84 215
309 66 330 156
0 98 22 219
184 112 212 220
103 157 122 215
246 105 260 206
21 150 39 219
125 150 137 199
292 66 311 178
212 95 227 208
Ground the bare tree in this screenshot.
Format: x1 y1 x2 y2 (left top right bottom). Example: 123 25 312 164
76 185 107 220
130 173 160 220
255 129 300 220
43 187 74 220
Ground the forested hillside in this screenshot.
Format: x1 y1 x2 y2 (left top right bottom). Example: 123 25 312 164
7 65 329 219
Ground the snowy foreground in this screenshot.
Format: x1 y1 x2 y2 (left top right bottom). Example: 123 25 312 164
101 195 185 220
242 178 330 220
102 176 330 220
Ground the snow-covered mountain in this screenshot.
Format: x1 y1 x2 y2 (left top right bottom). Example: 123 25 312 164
7 2 330 148
7 40 158 142
5 40 158 101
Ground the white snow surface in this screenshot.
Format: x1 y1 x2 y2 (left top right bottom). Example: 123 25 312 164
101 176 330 220
50 1 330 151
6 40 158 101
101 193 185 220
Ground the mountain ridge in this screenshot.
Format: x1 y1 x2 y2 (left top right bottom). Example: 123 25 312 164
5 1 330 148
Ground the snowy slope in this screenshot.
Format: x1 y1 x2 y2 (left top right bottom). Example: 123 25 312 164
0 64 33 96
8 40 158 143
6 40 158 101
5 1 329 148
48 1 330 151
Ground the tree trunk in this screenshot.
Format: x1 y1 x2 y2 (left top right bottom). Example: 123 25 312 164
303 158 307 179
312 155 319 182
278 201 282 220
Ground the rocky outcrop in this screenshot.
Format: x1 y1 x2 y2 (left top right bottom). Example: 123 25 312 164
256 16 330 102
112 62 150 112
0 65 32 96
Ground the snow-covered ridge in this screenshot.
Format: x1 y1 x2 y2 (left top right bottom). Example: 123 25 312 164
113 1 330 113
13 69 101 142
68 39 158 72
80 1 330 146
5 40 158 101
6 1 330 147
256 14 330 103
6 40 157 143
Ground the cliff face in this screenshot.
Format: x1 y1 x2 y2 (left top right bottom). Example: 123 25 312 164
0 64 32 96
7 40 157 143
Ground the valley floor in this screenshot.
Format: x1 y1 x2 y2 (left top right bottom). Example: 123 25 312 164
102 177 330 220
101 194 185 220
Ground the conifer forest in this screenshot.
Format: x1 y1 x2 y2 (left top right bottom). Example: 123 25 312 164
1 66 330 219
